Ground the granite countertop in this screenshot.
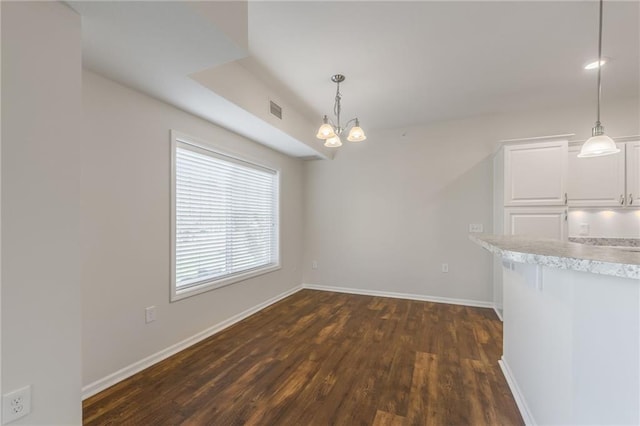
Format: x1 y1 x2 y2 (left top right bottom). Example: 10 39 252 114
568 237 640 247
470 234 640 280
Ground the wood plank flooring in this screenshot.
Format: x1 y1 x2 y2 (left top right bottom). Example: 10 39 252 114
83 290 523 425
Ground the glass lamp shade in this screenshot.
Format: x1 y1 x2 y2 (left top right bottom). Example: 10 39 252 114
316 123 336 140
347 126 367 142
577 134 620 158
324 135 342 148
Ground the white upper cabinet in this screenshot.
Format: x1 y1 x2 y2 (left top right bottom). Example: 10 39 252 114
504 140 568 206
567 143 625 207
626 141 640 207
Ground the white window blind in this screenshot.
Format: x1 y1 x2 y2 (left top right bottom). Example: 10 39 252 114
172 137 279 298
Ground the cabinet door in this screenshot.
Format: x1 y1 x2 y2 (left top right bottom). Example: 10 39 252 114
504 140 568 206
567 143 625 207
504 207 567 240
626 141 640 207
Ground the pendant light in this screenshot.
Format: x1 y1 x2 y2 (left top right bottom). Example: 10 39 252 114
578 0 619 158
315 74 366 148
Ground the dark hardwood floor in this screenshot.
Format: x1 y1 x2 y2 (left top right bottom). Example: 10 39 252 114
83 290 523 425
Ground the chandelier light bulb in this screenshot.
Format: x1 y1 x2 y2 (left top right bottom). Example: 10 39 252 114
324 135 342 148
347 119 367 142
316 115 336 140
316 123 336 140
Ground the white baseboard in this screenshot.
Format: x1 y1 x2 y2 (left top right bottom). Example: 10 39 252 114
493 305 504 321
82 285 303 400
498 357 536 426
302 283 493 308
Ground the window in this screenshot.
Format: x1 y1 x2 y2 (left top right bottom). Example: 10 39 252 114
171 132 280 301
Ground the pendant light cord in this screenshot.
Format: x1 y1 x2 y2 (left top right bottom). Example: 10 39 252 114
577 0 618 156
596 0 603 125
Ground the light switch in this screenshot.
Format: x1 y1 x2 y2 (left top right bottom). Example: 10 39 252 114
145 306 156 323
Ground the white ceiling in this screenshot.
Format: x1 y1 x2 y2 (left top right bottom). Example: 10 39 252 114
68 1 325 158
69 1 639 157
245 1 640 131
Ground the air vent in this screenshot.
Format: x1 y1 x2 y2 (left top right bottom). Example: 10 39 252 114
269 100 282 120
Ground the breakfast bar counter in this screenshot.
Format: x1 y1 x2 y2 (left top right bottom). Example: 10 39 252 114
471 234 639 425
469 234 640 279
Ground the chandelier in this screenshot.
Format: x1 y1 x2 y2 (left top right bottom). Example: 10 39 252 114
315 74 366 148
578 0 619 158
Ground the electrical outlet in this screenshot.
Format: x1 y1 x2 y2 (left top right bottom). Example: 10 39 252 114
469 224 484 233
312 261 318 269
3 385 31 423
579 223 590 236
442 263 449 273
145 306 156 324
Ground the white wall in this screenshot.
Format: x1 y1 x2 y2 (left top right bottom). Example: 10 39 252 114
1 2 82 424
81 71 304 389
303 97 640 303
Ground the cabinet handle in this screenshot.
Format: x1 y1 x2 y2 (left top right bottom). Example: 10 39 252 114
630 194 634 205
564 209 568 221
620 194 625 205
564 192 568 205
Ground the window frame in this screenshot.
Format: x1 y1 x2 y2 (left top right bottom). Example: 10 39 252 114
170 130 281 302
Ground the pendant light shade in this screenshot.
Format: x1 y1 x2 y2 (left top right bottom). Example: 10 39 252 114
347 119 367 142
316 116 336 140
579 0 618 158
578 133 619 158
324 135 342 148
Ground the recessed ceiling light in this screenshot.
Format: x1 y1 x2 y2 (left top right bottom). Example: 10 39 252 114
584 59 607 70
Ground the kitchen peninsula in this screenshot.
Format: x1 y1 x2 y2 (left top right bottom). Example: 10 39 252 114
471 234 640 425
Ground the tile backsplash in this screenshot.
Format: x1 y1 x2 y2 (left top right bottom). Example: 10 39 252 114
568 209 640 238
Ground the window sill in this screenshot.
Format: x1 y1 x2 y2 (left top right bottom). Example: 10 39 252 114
171 263 281 302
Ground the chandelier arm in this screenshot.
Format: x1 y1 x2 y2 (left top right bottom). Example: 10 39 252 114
342 118 358 129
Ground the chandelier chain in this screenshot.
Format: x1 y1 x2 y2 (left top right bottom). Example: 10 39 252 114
334 82 342 132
